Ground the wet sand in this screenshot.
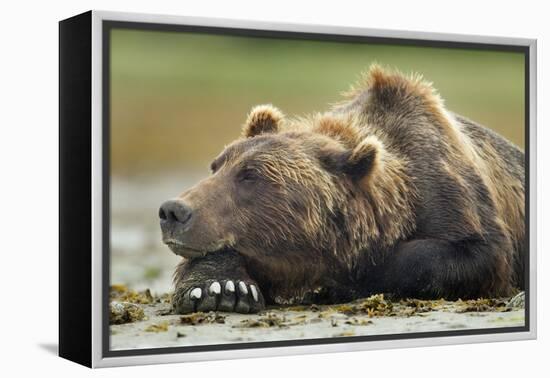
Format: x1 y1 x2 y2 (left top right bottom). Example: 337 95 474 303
110 292 525 351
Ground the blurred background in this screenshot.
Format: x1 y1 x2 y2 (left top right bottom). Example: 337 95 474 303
109 28 525 293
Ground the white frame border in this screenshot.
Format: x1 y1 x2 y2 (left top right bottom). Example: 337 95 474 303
90 10 537 368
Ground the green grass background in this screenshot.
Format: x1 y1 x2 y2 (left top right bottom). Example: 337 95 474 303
110 29 525 176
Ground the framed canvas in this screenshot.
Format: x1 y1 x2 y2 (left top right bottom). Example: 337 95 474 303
59 10 537 368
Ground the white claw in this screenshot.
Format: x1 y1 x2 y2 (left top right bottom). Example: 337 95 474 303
225 280 235 293
190 287 202 300
209 281 221 295
238 281 248 295
250 285 259 302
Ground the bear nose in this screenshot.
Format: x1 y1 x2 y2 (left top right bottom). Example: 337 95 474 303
159 200 193 225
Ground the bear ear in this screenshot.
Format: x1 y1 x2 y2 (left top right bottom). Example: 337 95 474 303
243 104 284 138
321 136 381 180
345 138 380 178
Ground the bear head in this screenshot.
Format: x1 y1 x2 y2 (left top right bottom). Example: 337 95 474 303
159 103 415 271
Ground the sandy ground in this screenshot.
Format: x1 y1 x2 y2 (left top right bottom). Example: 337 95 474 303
110 291 525 351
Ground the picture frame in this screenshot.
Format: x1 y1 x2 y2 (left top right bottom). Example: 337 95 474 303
59 10 537 368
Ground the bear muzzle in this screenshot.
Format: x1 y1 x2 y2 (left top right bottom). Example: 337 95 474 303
159 199 202 257
159 199 232 258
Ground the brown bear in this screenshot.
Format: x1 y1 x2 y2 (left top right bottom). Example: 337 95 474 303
159 65 525 314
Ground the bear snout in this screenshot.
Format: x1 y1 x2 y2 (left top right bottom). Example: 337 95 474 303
159 199 216 258
159 199 194 245
159 199 193 226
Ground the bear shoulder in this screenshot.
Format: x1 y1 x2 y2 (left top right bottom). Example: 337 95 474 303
333 65 459 144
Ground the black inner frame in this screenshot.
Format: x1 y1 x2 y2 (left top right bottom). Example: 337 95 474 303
102 20 530 358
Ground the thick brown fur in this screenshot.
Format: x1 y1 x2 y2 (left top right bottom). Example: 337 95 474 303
163 65 525 312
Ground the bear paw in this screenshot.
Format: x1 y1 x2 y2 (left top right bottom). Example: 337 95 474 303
173 279 265 314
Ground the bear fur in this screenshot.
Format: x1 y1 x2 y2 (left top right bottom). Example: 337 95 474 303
159 65 525 314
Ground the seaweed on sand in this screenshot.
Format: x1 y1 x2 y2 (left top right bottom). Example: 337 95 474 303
180 312 226 325
233 312 309 328
455 298 509 313
145 321 169 332
110 301 145 324
331 294 394 317
110 284 154 305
